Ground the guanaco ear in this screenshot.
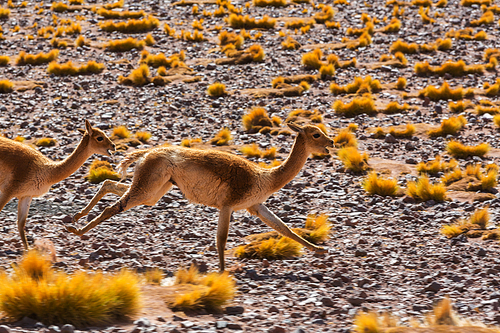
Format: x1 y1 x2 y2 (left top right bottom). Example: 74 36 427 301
84 119 93 135
287 122 304 133
77 128 85 134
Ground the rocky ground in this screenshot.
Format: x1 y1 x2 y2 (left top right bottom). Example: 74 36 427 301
1 0 500 332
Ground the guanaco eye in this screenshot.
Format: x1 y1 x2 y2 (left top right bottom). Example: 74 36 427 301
313 133 321 139
96 137 104 142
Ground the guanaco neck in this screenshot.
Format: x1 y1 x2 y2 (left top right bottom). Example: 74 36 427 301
269 133 309 192
47 135 92 184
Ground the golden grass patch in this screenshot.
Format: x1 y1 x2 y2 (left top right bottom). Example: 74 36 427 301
0 55 9 66
86 160 121 184
35 137 56 147
135 131 152 143
180 138 202 147
313 5 335 23
104 37 146 52
333 97 377 117
140 50 186 68
99 16 159 33
362 171 399 196
334 129 357 147
446 141 490 158
16 50 59 66
97 7 145 19
167 266 235 312
0 251 140 326
418 81 465 101
118 64 150 86
253 0 288 7
0 80 14 93
207 82 227 97
407 175 447 202
47 60 105 76
415 60 485 77
144 268 164 285
242 107 273 133
446 28 487 40
227 14 276 29
417 155 457 176
210 128 232 146
330 76 382 95
427 115 467 137
338 147 369 174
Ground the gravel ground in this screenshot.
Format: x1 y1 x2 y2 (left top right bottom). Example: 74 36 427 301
2 0 500 332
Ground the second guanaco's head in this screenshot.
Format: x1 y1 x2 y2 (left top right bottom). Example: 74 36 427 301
288 122 334 155
79 120 115 157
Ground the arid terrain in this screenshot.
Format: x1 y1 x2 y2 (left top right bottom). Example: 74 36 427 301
1 0 500 332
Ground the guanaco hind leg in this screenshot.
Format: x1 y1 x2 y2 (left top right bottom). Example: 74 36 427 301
73 180 130 222
17 196 33 250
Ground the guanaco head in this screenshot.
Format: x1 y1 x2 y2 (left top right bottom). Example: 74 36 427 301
79 120 115 157
288 122 334 155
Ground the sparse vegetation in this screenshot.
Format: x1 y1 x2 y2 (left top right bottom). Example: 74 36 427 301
415 60 485 77
16 50 59 66
446 141 490 158
227 14 276 29
207 82 227 97
333 97 377 117
210 128 233 146
104 37 146 52
418 81 465 101
0 251 140 326
242 107 273 133
0 80 14 93
363 172 399 196
417 155 458 175
407 175 447 202
35 137 56 147
334 129 357 147
47 60 105 76
338 147 369 174
86 160 121 184
427 115 467 137
330 76 382 95
99 16 160 33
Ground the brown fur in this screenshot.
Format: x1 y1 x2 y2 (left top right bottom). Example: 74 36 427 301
0 120 115 249
67 123 334 271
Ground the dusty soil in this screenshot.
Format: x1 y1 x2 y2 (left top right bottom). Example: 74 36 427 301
2 0 500 332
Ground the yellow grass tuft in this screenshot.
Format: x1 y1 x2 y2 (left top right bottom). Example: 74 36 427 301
388 124 415 138
395 77 407 90
363 172 399 196
97 8 146 19
180 138 202 147
219 30 244 49
99 16 160 33
118 64 150 86
234 236 303 260
15 250 52 281
330 76 382 95
35 137 56 147
0 80 14 93
51 1 69 12
181 29 205 42
104 37 146 52
86 160 120 184
338 147 369 174
47 60 105 76
333 97 377 117
470 206 490 229
449 100 474 113
112 125 130 139
207 82 227 97
240 143 275 159
140 50 185 68
407 175 447 202
470 10 494 26
210 128 233 146
354 312 380 333
16 50 59 66
242 107 273 133
227 14 276 29
446 141 490 158
334 129 357 148
417 155 457 176
0 251 140 326
253 0 288 6
302 49 323 70
446 28 487 40
135 131 152 143
144 268 163 285
427 115 467 137
103 0 124 9
415 60 485 77
0 7 10 18
390 39 419 54
281 36 301 50
170 266 236 312
0 55 10 66
382 101 409 114
313 5 335 23
418 81 464 101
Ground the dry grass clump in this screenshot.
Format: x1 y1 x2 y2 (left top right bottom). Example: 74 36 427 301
476 105 500 115
418 81 465 101
240 144 276 159
427 115 467 137
285 109 323 123
381 18 401 32
494 115 500 127
86 160 121 184
99 16 159 33
168 266 236 312
35 137 56 147
112 125 130 139
363 172 399 196
144 268 163 285
417 155 457 176
281 36 301 50
103 0 124 9
334 129 357 147
0 251 140 326
449 100 474 113
207 82 227 97
484 78 500 97
227 14 276 29
97 7 145 19
242 107 273 133
0 80 14 93
441 207 490 238
330 76 382 95
253 0 288 6
389 39 419 54
180 29 205 42
382 101 409 114
0 7 10 18
343 31 372 50
140 50 186 68
47 61 105 76
446 28 487 40
313 5 335 23
389 38 452 54
219 30 244 49
470 10 494 26
446 141 490 158
234 214 330 260
16 50 59 66
338 147 369 174
180 138 202 147
0 55 9 66
135 131 152 143
210 128 232 146
301 49 323 70
104 37 146 52
333 97 377 117
407 175 447 202
415 60 485 77
285 18 315 29
461 0 491 5
118 64 150 86
418 6 435 24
